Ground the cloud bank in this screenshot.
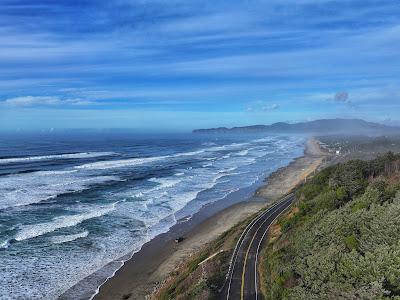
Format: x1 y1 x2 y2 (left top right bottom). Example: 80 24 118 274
0 0 399 129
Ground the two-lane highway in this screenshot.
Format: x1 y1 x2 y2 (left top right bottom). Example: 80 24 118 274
221 194 295 300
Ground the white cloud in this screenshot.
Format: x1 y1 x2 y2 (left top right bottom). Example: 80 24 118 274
64 98 97 106
3 95 96 107
4 96 61 106
263 103 280 111
246 101 280 112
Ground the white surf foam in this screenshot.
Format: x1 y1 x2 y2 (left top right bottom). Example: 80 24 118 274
0 239 10 249
75 156 165 170
252 137 274 143
15 203 117 241
74 141 262 172
217 167 238 174
148 177 182 189
0 171 120 210
51 231 89 244
202 162 213 167
35 170 78 176
75 149 206 170
125 143 262 217
236 149 249 156
0 136 307 300
0 152 115 164
175 150 205 157
207 142 250 152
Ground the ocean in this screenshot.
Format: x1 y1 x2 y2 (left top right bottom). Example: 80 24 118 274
0 132 304 299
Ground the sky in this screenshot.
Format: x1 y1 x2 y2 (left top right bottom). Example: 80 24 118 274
0 0 399 131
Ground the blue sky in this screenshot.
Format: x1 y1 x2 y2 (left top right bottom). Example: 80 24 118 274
0 0 399 131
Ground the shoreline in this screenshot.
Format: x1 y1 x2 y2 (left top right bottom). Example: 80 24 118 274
70 137 328 300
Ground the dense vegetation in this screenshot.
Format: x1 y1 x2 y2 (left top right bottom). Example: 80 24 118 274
262 153 400 300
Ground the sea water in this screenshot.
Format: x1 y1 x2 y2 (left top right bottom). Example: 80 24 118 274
0 131 304 299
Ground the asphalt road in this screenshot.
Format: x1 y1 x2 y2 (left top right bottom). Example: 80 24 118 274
221 193 295 300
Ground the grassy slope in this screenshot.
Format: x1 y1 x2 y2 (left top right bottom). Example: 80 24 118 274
151 213 257 300
261 153 400 300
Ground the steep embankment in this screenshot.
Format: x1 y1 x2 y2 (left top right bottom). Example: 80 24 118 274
261 153 400 300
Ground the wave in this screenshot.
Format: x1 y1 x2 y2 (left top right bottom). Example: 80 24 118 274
75 156 165 170
127 177 183 200
236 149 249 156
74 140 260 171
0 239 10 249
15 203 117 241
176 150 205 157
117 173 222 227
0 172 120 210
0 152 116 165
201 142 217 146
207 142 250 152
35 170 78 175
252 137 274 143
148 177 182 189
209 167 239 183
51 231 89 244
202 162 213 167
0 135 307 300
217 167 238 174
119 149 258 220
75 149 205 170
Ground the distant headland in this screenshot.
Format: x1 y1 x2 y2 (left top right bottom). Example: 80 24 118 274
193 118 400 135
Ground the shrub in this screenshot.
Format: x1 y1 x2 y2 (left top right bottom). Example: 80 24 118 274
336 187 348 202
344 234 359 251
329 160 368 196
296 183 322 201
279 213 301 233
262 154 400 300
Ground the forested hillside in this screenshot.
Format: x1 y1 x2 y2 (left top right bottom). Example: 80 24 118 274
262 153 400 300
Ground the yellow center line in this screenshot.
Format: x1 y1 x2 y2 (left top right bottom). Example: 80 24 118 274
241 228 258 300
238 197 291 300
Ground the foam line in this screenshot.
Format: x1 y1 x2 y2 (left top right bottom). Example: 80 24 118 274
15 203 117 241
0 152 115 164
51 231 89 244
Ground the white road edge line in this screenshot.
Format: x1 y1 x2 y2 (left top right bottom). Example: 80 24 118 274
225 195 292 299
226 207 272 299
237 196 292 299
225 194 293 300
254 197 294 300
241 198 292 299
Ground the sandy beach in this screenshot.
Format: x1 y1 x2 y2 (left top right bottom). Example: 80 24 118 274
93 137 328 300
256 137 327 200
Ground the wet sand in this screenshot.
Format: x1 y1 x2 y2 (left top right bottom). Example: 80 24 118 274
256 137 328 200
92 137 328 300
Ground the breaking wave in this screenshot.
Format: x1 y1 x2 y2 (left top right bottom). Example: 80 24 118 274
15 203 117 241
0 152 116 165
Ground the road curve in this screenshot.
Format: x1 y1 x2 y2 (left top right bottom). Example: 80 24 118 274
220 194 295 300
